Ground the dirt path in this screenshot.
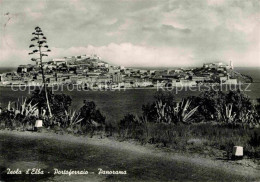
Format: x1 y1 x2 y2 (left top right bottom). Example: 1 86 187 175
0 130 259 182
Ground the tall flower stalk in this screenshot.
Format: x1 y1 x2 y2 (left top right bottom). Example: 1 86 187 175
29 26 52 117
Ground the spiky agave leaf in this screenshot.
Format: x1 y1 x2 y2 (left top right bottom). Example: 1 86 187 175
21 98 27 114
183 106 199 123
71 110 76 121
72 112 83 124
183 99 191 113
7 101 11 111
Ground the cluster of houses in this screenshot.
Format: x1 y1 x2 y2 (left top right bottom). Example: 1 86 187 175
0 55 238 89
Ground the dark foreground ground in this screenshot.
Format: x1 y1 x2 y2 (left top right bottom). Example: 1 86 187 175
0 131 259 182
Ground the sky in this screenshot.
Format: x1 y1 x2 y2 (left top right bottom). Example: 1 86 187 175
0 0 259 67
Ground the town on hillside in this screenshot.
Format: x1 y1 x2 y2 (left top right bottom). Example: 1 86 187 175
0 55 253 89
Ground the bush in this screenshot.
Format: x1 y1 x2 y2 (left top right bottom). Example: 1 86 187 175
29 88 72 117
0 94 106 135
249 128 260 147
142 103 157 123
142 91 198 124
0 98 39 130
78 100 106 134
28 89 72 128
142 90 175 123
189 90 260 127
117 90 260 158
119 114 144 139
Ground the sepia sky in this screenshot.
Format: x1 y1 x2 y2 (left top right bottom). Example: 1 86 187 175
0 0 259 67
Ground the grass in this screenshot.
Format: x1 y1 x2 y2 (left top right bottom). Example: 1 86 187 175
116 121 260 159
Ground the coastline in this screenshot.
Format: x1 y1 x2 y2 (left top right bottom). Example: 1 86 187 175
0 83 247 89
0 129 259 179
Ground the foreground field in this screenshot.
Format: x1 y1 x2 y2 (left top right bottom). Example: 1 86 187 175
0 130 259 182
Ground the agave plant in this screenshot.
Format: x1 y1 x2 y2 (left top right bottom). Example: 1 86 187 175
154 99 198 124
2 98 39 130
215 103 236 125
155 100 165 123
155 100 173 123
64 110 83 128
173 99 199 124
6 98 39 118
223 103 236 124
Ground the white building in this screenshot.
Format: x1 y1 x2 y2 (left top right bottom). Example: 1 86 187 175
203 62 226 69
225 79 237 84
52 58 67 65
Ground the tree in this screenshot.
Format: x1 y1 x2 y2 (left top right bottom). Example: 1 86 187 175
28 26 52 117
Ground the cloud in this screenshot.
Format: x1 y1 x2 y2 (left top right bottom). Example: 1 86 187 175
0 41 259 68
0 0 259 67
25 8 42 19
49 43 194 67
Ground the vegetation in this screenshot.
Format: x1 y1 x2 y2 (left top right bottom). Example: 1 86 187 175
0 90 105 135
28 26 52 117
188 90 259 127
0 98 38 130
0 89 259 159
29 89 72 117
142 90 198 124
118 90 260 159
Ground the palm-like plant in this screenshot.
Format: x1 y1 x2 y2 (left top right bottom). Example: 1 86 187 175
28 26 52 117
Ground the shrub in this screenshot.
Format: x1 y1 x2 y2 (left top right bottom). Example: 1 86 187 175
78 100 106 134
117 90 260 158
249 128 260 147
142 90 175 123
58 110 83 130
142 91 198 124
29 89 72 117
105 123 116 137
142 102 157 122
189 90 260 127
0 98 39 130
28 89 72 128
119 114 144 139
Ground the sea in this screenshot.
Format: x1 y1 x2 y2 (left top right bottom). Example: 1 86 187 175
0 67 259 124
